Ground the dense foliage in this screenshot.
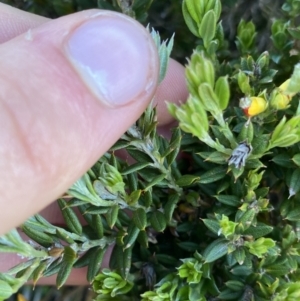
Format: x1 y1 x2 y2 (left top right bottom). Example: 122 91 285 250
3 0 300 300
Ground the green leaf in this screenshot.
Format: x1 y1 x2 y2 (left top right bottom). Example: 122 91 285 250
286 63 300 95
199 166 227 184
237 208 256 230
68 174 116 206
251 134 270 155
292 154 300 167
43 259 63 277
32 261 48 287
243 223 273 239
245 238 275 258
158 36 174 84
121 246 133 278
57 199 82 235
218 289 242 300
127 189 142 206
184 0 201 23
203 238 228 263
255 187 269 198
87 247 106 283
155 254 178 266
150 210 167 232
137 230 148 248
182 0 201 37
74 247 98 268
93 180 117 200
97 0 115 9
189 282 205 301
164 194 179 222
176 174 200 186
144 174 166 190
230 265 252 276
288 168 300 198
4 228 27 246
0 228 45 257
198 151 228 164
270 116 286 143
215 76 230 110
237 70 251 94
271 134 300 148
127 172 138 192
21 224 54 248
0 280 13 299
177 241 199 252
285 207 300 221
55 227 84 244
199 10 217 48
92 214 104 239
121 162 150 175
202 218 220 235
127 148 153 163
265 263 291 277
225 280 245 291
207 39 219 55
123 224 140 250
214 195 241 207
245 159 265 169
198 83 220 113
5 259 35 275
56 246 77 289
142 190 153 208
133 208 147 230
165 128 182 162
272 153 294 168
233 247 246 265
149 28 174 83
105 205 119 229
259 69 278 83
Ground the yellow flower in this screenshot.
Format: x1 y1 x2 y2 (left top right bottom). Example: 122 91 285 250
240 96 268 117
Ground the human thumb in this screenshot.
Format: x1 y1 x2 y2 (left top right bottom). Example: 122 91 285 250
0 9 159 235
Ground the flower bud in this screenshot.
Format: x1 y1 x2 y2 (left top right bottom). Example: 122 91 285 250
270 92 291 110
240 96 268 117
270 78 298 110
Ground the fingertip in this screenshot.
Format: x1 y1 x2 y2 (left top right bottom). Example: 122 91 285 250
0 10 159 234
154 59 188 126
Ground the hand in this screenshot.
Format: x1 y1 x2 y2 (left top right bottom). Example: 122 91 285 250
0 3 188 284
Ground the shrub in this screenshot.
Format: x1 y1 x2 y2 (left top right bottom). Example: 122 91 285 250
2 0 300 300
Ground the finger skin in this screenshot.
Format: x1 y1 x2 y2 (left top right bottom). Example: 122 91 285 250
0 2 48 43
0 2 188 127
0 8 158 285
0 9 159 235
0 4 188 285
154 59 187 126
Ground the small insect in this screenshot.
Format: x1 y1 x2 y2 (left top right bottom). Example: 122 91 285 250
228 141 252 169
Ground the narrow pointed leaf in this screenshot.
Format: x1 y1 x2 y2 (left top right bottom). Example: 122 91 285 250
215 76 230 110
199 10 216 47
58 199 82 235
0 280 13 299
133 208 147 230
87 247 106 283
56 246 77 289
203 239 228 263
150 211 167 232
